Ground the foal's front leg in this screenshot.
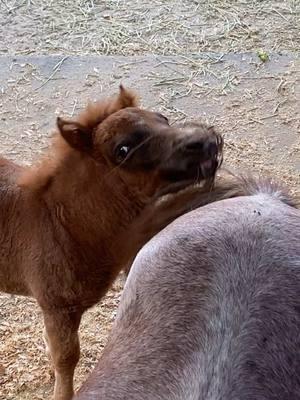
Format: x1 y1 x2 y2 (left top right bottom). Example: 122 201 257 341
43 309 82 400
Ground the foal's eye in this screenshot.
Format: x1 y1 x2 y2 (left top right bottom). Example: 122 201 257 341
115 145 130 163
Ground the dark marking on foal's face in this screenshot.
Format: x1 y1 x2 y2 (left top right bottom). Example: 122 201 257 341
57 100 223 194
95 108 223 187
99 109 171 171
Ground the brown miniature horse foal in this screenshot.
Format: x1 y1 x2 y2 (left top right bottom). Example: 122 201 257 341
0 86 223 400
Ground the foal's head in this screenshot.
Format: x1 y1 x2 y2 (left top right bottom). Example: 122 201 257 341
55 86 223 198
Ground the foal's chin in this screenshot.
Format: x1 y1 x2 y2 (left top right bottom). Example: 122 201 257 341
154 179 204 198
155 168 217 198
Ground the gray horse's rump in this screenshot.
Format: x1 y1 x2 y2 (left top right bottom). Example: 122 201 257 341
77 193 300 400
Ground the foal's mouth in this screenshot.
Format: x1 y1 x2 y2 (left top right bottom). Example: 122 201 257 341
156 134 223 197
157 157 222 197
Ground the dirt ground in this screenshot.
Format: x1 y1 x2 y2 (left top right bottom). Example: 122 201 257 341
0 1 299 399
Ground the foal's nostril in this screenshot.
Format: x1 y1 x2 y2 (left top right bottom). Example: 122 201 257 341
185 140 217 156
204 141 217 156
185 141 204 153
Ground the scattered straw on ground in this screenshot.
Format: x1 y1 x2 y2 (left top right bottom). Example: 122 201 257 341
0 278 125 400
0 0 299 56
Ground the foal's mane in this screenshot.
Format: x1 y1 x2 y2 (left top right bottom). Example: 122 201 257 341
18 86 138 193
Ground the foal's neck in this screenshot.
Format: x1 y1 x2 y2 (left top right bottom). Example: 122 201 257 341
42 151 150 261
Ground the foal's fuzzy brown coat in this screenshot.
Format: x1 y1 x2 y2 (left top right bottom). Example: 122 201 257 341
0 86 223 400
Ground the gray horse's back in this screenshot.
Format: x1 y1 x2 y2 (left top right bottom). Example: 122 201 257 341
77 192 300 400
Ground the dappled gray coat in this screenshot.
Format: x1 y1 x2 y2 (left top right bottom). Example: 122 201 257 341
76 180 300 400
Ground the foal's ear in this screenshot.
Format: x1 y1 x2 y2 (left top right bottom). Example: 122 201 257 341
57 117 93 152
117 84 138 108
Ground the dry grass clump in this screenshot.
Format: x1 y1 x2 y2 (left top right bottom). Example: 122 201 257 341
0 0 299 56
